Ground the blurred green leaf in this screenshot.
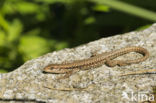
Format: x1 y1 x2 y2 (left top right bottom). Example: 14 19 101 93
91 0 156 21
136 24 152 31
0 31 6 46
8 19 23 42
35 0 73 4
19 35 50 61
24 28 41 36
55 41 68 50
0 14 9 31
1 1 15 14
0 69 8 73
36 11 46 21
93 4 110 12
15 1 39 14
84 16 96 24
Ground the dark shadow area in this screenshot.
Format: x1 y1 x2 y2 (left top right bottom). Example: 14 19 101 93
0 0 155 72
0 98 46 103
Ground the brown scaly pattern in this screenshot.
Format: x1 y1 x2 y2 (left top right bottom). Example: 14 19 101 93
43 46 149 75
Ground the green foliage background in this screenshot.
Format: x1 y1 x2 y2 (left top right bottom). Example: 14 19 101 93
0 0 156 73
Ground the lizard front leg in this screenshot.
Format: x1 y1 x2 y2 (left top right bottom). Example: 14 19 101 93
57 68 80 79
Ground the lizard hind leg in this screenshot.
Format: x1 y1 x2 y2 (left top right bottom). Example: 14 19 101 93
105 58 130 67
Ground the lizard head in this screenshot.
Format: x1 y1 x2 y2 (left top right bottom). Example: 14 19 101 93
43 64 71 74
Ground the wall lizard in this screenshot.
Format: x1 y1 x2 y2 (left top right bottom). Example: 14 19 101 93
43 46 150 78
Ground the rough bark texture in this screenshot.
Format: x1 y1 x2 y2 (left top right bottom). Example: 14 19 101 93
0 24 156 103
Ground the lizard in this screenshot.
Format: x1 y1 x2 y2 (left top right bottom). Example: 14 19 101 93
43 46 150 78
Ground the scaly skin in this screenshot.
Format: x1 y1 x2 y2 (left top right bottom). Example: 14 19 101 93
43 46 149 77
